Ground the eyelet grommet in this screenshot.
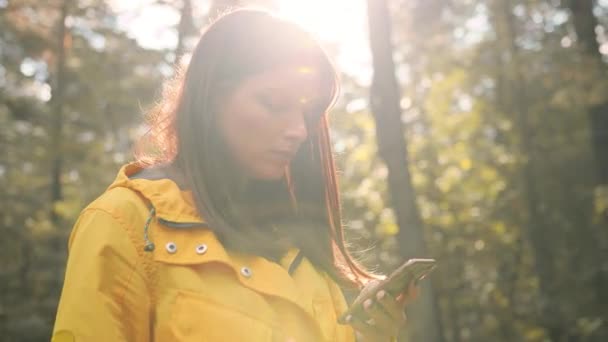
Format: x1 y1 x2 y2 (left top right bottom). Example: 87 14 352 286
195 244 208 255
165 242 177 254
240 266 252 278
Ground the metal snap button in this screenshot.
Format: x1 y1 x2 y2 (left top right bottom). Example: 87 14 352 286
195 244 208 255
165 242 177 254
240 266 252 278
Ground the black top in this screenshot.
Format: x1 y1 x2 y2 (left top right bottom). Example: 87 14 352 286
287 250 305 276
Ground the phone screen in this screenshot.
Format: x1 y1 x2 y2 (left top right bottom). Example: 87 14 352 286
382 258 436 295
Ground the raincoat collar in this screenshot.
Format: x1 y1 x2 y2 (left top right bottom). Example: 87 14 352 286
107 162 204 224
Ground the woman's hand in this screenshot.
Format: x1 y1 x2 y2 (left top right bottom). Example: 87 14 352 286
344 281 419 341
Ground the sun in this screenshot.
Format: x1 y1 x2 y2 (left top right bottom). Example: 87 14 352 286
277 0 371 83
277 0 363 42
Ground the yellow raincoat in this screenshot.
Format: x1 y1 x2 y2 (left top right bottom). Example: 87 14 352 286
52 163 355 342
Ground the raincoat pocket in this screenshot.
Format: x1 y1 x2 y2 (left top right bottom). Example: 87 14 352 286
168 290 278 342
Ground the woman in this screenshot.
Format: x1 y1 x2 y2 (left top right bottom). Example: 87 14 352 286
52 9 417 342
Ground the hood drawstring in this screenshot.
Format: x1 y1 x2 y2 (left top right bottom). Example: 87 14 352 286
143 206 156 252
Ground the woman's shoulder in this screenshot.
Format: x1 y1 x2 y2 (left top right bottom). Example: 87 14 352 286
68 186 152 255
85 186 150 224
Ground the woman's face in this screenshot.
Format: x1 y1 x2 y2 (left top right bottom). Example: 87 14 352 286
217 63 325 180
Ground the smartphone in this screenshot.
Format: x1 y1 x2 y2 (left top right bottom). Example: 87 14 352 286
337 258 436 324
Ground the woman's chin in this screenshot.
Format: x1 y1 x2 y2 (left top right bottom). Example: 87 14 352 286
250 165 286 180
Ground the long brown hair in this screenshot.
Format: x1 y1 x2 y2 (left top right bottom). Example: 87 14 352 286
136 9 377 288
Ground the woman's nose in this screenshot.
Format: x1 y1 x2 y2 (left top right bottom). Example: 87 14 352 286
284 112 308 143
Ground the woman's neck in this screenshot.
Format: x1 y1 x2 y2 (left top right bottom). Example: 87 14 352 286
134 162 189 190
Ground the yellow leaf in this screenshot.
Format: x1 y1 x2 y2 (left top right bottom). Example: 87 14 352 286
376 222 399 236
460 158 472 170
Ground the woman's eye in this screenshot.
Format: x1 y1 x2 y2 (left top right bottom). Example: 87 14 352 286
258 94 289 112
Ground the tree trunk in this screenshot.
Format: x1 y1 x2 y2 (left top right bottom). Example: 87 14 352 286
493 0 569 339
45 0 71 304
50 0 69 223
366 1 444 341
567 0 608 333
568 0 601 59
175 0 195 62
567 0 608 185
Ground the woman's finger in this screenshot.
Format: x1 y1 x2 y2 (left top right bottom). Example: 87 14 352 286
396 282 420 305
343 313 386 340
375 290 406 324
360 297 397 334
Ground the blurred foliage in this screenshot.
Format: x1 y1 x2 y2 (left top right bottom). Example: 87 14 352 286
1 0 607 341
